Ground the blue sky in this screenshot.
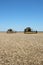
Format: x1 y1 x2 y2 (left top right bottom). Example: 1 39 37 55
0 0 43 31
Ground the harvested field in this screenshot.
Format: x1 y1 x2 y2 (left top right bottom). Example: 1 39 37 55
0 33 43 65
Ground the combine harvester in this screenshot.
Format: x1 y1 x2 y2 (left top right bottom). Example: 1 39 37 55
24 27 37 34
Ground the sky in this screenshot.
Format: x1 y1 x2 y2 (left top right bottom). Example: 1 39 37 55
0 0 43 31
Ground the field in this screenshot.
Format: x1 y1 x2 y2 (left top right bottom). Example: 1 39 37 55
0 33 43 65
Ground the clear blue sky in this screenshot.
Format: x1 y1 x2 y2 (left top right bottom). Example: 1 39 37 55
0 0 43 31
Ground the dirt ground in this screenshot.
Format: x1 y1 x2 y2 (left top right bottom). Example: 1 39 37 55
0 33 43 65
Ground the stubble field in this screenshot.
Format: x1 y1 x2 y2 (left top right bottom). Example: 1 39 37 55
0 33 43 65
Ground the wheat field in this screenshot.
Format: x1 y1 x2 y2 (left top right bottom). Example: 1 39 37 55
0 32 43 65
